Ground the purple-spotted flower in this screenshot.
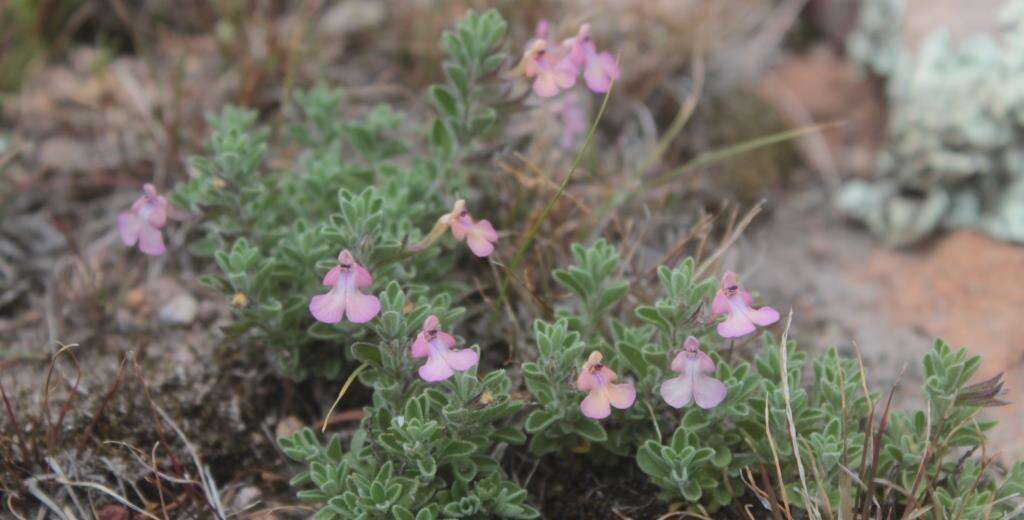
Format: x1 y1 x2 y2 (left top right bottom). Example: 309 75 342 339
309 249 380 324
118 183 170 256
410 315 479 382
711 271 780 338
446 199 498 258
566 24 619 93
521 39 577 98
660 337 727 409
576 351 636 419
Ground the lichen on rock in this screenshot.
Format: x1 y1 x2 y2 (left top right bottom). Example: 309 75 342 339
841 0 1024 246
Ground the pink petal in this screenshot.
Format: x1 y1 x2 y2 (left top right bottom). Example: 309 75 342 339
310 288 346 324
692 376 727 409
532 73 561 98
747 306 780 327
137 224 166 256
419 353 455 382
721 271 738 289
740 289 755 307
436 331 456 348
554 60 578 89
475 220 498 242
584 52 617 93
450 218 471 241
669 351 687 373
344 290 380 323
322 266 342 286
466 232 495 257
411 335 429 358
697 351 716 374
580 391 611 419
596 365 618 383
576 370 596 392
605 383 636 410
353 264 373 289
660 375 693 408
145 199 168 228
717 312 756 338
443 347 479 372
118 213 141 246
711 292 730 316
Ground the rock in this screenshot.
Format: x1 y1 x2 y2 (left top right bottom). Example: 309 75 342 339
158 293 198 325
319 1 386 36
231 485 263 511
275 416 305 439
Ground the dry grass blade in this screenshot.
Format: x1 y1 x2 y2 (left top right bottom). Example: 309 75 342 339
150 402 226 519
321 362 369 433
693 200 764 280
763 399 792 519
648 121 845 191
50 476 161 520
777 310 820 520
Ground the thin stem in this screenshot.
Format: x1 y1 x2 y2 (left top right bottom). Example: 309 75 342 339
321 362 369 433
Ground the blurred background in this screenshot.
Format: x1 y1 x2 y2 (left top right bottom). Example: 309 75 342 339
2 0 1023 516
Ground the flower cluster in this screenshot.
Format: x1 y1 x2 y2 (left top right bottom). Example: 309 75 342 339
517 22 620 98
576 271 777 419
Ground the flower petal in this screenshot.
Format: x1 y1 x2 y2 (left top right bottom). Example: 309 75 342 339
576 370 596 392
660 375 693 408
436 330 457 348
747 305 780 327
605 382 636 410
717 311 756 338
693 375 727 409
137 224 166 256
353 264 373 289
710 292 730 316
344 290 380 323
118 213 141 246
411 334 429 358
322 266 343 286
669 351 687 373
532 72 561 98
580 391 611 419
697 351 716 374
584 52 617 93
466 232 495 257
310 288 346 324
419 353 455 382
443 347 479 372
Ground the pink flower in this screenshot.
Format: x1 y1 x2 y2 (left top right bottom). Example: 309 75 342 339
711 271 780 338
553 92 587 149
522 39 577 98
576 351 636 419
534 19 550 42
410 315 479 382
446 200 498 257
660 337 727 409
567 24 619 93
309 249 380 324
118 183 169 256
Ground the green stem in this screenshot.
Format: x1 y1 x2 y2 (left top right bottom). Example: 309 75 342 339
507 81 616 273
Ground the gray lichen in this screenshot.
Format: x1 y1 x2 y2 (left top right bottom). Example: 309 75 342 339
840 0 1024 246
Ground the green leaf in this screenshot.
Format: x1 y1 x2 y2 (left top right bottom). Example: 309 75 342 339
571 419 607 442
429 85 458 118
524 409 559 433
